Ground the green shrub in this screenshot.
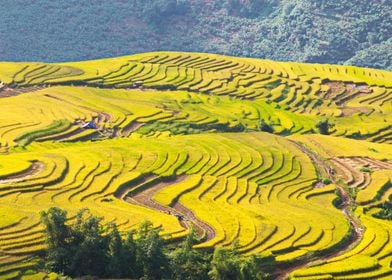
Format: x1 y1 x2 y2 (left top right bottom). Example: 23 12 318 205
360 167 373 173
16 120 71 147
260 120 274 133
316 119 334 135
373 202 392 220
322 178 332 185
41 207 274 279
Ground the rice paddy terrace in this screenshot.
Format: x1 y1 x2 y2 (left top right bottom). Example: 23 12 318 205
0 52 391 279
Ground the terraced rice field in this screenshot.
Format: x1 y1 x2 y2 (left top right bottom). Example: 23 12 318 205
0 52 391 278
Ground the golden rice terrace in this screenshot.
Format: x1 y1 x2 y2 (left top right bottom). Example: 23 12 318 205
0 52 391 279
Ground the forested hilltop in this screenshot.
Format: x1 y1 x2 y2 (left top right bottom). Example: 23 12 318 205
1 0 391 70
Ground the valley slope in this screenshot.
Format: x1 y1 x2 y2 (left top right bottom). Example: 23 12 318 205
0 52 391 279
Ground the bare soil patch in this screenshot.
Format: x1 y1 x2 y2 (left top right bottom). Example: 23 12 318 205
119 174 216 242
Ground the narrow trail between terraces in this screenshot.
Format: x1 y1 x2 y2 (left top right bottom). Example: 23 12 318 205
274 140 364 280
117 174 216 242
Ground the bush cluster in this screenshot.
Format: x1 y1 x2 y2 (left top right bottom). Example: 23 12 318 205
41 207 275 279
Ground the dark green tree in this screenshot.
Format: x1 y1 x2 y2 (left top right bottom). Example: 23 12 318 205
170 229 211 280
226 0 278 18
373 201 392 220
209 245 241 280
40 207 71 274
122 230 138 277
316 119 334 135
209 240 274 280
135 221 170 280
240 254 273 280
70 209 109 277
106 223 126 277
142 0 189 25
260 119 274 133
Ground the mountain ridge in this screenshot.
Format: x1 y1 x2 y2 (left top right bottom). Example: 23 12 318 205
0 0 391 70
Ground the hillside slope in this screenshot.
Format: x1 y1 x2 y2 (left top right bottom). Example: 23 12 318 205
1 51 391 148
0 52 390 279
0 0 391 70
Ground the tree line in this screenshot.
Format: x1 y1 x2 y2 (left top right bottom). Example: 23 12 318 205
1 1 390 71
40 207 275 279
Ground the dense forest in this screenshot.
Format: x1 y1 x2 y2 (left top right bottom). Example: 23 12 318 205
0 0 391 70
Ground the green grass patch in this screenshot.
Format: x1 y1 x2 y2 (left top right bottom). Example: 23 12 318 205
16 119 71 147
